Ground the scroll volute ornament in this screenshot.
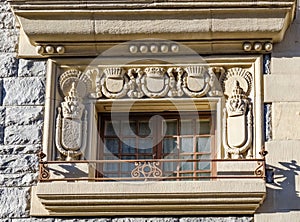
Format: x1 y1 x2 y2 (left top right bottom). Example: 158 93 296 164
221 68 253 159
56 69 92 161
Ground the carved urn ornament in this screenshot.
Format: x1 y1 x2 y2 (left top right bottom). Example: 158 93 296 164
55 70 91 160
221 68 253 159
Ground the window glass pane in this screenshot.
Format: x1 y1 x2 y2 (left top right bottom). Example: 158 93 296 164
103 156 118 171
105 121 119 136
138 138 153 151
197 154 211 170
163 138 178 153
180 120 193 135
104 138 119 154
121 139 134 154
197 137 211 153
180 137 193 153
139 121 151 136
121 156 135 172
164 119 177 135
122 121 137 136
180 155 193 171
196 120 210 135
122 138 136 153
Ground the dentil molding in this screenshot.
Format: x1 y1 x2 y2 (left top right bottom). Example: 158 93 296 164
8 0 296 57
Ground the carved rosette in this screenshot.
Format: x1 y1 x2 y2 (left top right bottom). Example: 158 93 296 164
56 69 91 161
220 68 253 159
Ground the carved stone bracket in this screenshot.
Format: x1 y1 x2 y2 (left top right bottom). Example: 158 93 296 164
220 68 253 159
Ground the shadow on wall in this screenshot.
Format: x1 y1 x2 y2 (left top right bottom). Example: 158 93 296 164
258 160 300 213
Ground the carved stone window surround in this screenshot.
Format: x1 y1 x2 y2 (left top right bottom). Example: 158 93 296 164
43 55 263 161
29 55 266 216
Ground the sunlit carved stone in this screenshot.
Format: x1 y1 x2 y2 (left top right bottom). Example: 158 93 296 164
182 66 211 98
101 67 129 99
264 42 273 52
56 46 65 54
55 69 92 160
45 45 54 54
243 42 252 52
160 45 169 53
221 68 253 159
56 83 87 161
36 45 44 54
141 67 170 98
254 42 263 52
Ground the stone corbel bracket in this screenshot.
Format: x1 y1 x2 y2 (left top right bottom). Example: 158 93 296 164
55 70 92 160
220 68 253 159
8 0 296 57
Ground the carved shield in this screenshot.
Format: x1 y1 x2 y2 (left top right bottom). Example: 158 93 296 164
145 77 165 92
227 115 247 147
106 77 124 93
186 76 205 92
61 119 82 151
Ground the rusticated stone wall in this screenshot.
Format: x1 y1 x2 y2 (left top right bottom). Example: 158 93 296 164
0 0 46 219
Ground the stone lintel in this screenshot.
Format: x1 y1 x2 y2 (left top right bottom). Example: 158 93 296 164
8 0 297 57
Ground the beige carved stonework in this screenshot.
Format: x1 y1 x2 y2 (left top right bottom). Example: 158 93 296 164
55 70 92 160
221 68 253 159
85 66 220 99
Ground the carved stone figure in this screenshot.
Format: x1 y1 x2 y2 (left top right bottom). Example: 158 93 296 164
221 68 253 159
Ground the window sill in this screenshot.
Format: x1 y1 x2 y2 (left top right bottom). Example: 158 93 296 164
31 180 266 216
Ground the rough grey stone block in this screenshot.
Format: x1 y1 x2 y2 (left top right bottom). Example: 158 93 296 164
3 77 45 105
0 30 18 53
0 172 38 187
0 108 5 126
0 54 18 77
0 187 30 218
5 106 43 126
0 154 38 174
4 124 43 145
18 59 46 77
0 2 11 13
0 12 15 29
0 144 41 155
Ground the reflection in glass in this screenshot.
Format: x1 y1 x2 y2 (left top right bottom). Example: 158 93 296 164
197 137 211 152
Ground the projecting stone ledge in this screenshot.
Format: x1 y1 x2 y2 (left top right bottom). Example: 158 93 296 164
8 0 297 57
31 180 266 216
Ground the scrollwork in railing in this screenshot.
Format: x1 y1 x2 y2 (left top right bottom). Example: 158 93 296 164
131 161 163 180
37 151 50 181
254 161 265 177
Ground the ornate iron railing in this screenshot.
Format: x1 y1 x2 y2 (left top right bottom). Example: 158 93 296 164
38 153 266 182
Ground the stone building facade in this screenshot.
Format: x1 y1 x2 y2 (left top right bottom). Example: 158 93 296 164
0 0 299 221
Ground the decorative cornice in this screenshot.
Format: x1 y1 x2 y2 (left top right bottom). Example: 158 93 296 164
9 0 296 57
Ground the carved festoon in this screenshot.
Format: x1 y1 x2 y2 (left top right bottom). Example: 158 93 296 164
85 66 220 99
56 70 91 161
221 68 253 159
